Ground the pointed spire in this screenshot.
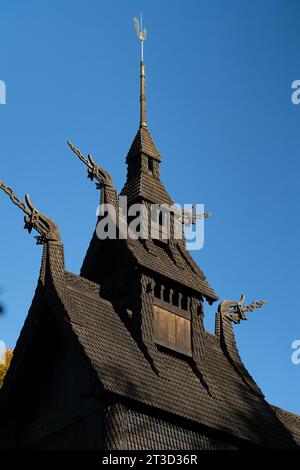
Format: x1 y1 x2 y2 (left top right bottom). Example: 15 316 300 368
140 60 147 129
133 15 148 129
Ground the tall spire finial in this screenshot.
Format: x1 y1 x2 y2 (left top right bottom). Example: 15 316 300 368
133 15 147 128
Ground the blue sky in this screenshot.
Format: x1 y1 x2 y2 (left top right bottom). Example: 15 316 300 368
0 0 299 415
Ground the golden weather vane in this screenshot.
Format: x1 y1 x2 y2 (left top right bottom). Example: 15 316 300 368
133 14 147 61
133 14 148 128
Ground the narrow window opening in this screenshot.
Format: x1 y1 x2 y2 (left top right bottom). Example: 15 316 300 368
159 211 163 227
163 286 169 303
148 157 154 174
181 296 188 311
154 283 161 299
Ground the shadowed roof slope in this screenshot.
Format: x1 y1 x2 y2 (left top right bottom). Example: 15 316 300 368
63 272 297 449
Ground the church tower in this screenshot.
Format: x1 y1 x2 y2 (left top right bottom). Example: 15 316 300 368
77 18 219 382
0 19 299 450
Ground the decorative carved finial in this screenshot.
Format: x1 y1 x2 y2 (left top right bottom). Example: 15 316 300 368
67 141 114 189
180 206 212 225
0 181 60 244
218 294 267 324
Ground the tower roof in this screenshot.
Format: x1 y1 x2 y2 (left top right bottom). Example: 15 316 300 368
93 21 218 301
126 126 161 162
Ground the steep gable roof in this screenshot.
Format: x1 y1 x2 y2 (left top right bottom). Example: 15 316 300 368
0 241 298 449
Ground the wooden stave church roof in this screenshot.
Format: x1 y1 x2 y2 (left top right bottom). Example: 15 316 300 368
81 124 219 303
0 241 298 449
0 56 299 448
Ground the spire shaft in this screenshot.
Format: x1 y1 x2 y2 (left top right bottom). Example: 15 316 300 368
140 60 147 128
133 16 148 129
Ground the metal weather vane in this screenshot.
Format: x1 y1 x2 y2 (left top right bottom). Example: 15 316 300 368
0 181 60 244
218 294 267 324
133 14 147 60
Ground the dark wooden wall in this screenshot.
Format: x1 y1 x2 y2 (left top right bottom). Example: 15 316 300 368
1 307 104 450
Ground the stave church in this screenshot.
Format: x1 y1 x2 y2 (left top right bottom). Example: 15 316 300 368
0 20 299 450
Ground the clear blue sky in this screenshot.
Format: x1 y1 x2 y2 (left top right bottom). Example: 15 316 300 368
0 0 299 415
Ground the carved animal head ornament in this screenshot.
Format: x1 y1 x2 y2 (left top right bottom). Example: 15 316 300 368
0 181 60 244
67 141 114 189
218 294 267 324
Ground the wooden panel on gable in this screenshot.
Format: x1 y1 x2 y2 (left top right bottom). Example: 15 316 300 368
153 305 191 356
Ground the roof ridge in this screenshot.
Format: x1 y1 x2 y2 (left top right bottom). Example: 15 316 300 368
272 405 300 422
65 271 100 290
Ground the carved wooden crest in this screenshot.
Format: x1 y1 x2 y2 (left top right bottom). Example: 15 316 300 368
0 182 60 244
218 294 267 324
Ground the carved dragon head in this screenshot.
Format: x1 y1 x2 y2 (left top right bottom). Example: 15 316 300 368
0 182 60 244
218 294 267 324
67 141 114 189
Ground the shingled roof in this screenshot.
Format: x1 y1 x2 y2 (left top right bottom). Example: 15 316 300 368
125 238 217 300
1 240 298 449
1 48 298 451
79 117 219 302
121 172 173 205
63 275 296 448
126 127 161 162
121 126 169 205
272 406 300 446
